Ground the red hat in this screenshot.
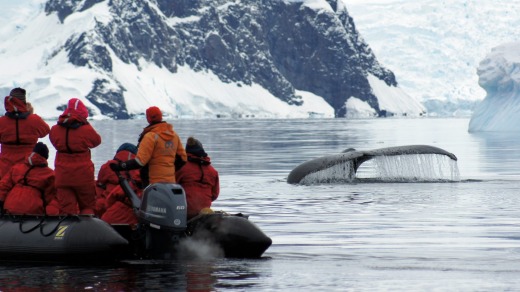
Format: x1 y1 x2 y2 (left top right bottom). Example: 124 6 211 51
65 98 88 119
146 106 162 124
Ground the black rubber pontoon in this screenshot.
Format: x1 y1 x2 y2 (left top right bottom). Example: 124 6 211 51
0 215 128 263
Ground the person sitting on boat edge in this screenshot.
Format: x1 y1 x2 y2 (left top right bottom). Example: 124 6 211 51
49 98 102 215
175 137 220 219
95 143 140 217
0 87 50 179
0 142 56 215
101 168 143 227
110 106 187 187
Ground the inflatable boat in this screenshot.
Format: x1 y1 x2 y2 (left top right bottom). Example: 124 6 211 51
0 179 272 264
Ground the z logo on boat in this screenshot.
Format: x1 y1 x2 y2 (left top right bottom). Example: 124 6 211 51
54 226 69 240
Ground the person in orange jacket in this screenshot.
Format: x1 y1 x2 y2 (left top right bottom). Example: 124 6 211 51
0 88 50 178
0 142 56 215
49 98 101 215
110 106 187 187
95 143 140 217
175 137 220 219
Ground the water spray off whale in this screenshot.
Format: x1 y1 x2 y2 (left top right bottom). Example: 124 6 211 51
287 145 460 185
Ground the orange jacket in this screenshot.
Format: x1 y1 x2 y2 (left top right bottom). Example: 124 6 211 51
135 122 186 184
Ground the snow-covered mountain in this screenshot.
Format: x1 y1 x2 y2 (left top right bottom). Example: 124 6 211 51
0 0 424 120
468 42 520 132
345 0 520 117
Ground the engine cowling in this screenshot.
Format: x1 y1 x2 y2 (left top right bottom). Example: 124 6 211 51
138 183 187 232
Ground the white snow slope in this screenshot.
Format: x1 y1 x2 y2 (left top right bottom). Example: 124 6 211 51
0 0 520 118
0 0 425 120
0 1 333 120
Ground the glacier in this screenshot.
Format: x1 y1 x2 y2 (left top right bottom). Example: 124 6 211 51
346 0 520 117
468 42 520 132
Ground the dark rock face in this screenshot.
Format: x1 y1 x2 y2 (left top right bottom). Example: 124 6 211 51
44 0 397 118
86 79 129 119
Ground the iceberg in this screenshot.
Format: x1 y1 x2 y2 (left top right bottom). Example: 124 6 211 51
469 42 520 132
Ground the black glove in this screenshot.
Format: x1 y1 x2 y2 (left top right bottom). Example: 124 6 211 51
110 162 124 172
110 159 141 172
175 155 186 171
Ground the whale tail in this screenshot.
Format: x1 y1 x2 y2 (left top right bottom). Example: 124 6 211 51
287 145 459 184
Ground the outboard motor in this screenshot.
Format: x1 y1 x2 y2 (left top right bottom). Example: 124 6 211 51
137 183 188 258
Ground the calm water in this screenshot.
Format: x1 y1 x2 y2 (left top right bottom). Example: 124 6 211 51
2 117 520 291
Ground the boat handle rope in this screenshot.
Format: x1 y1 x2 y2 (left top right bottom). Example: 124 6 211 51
19 216 45 234
39 216 72 237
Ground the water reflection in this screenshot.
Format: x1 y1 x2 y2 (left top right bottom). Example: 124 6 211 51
0 258 271 291
470 132 520 177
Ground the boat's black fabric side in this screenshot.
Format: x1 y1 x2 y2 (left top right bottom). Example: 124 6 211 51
0 215 128 263
189 213 272 258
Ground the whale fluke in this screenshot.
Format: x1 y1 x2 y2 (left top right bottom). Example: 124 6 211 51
287 145 458 184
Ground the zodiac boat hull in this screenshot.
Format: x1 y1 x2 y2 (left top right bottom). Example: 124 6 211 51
0 215 128 263
0 213 272 264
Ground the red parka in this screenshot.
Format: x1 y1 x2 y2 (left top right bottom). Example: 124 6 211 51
49 98 101 214
101 181 142 226
175 154 220 219
95 150 140 217
0 152 56 215
0 96 50 178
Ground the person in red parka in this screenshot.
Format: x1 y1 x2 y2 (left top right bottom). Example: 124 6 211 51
95 143 140 217
175 137 220 219
0 142 56 215
101 175 143 226
49 98 101 215
0 88 50 178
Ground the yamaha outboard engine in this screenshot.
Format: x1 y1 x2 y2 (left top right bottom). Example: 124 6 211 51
137 183 188 258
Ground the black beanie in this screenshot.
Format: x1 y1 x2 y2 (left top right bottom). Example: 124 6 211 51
117 142 138 154
33 142 49 159
10 87 26 103
186 137 207 157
